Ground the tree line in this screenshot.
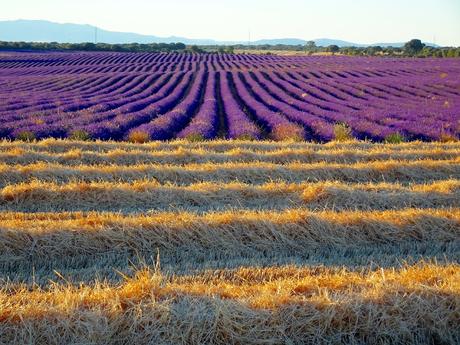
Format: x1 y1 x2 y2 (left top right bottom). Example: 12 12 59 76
203 39 460 58
0 41 187 52
0 39 458 57
338 39 460 58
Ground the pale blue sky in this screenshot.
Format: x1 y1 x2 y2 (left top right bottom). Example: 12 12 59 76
1 0 459 45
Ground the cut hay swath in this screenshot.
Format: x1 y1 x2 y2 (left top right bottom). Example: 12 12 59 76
0 139 459 344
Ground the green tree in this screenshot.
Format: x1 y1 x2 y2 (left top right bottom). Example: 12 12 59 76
305 40 316 53
327 45 340 54
421 46 435 57
174 43 186 50
446 48 457 58
190 45 202 53
404 39 425 56
366 46 382 56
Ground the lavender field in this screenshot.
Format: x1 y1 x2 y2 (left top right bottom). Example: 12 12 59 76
0 51 459 141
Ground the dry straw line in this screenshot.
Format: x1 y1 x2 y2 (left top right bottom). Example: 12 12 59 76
0 263 458 344
1 179 458 212
1 146 459 166
0 159 458 187
1 208 458 260
0 138 459 154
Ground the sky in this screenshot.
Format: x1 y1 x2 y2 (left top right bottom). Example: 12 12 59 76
1 0 459 45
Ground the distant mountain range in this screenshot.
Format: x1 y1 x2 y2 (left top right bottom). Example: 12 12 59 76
0 20 439 47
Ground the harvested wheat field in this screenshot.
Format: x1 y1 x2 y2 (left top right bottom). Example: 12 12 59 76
0 139 459 345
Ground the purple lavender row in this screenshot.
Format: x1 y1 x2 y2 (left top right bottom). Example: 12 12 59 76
39 72 181 132
5 72 180 137
0 75 119 116
282 71 365 111
263 71 357 115
5 72 189 139
241 72 334 141
230 72 305 140
0 75 103 112
129 71 207 140
81 72 195 140
219 72 261 139
0 73 158 128
50 72 190 139
177 71 218 139
261 72 403 140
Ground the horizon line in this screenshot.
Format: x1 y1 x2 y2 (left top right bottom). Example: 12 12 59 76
0 18 451 47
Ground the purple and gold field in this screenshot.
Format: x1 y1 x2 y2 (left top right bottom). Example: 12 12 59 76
0 51 459 141
1 51 460 344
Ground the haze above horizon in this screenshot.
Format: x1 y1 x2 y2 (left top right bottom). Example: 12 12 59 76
1 0 459 46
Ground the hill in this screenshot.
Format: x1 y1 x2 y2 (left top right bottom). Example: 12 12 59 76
0 20 439 47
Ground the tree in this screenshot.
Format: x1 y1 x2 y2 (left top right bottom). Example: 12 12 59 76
446 48 457 58
404 39 425 56
305 40 316 52
421 46 435 57
366 46 382 56
190 45 202 53
327 45 340 54
385 46 395 55
174 42 186 50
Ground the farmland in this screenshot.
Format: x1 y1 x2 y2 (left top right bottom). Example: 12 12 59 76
0 51 459 344
0 52 459 142
0 139 459 344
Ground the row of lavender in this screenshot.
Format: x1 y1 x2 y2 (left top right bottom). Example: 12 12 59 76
0 51 459 141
